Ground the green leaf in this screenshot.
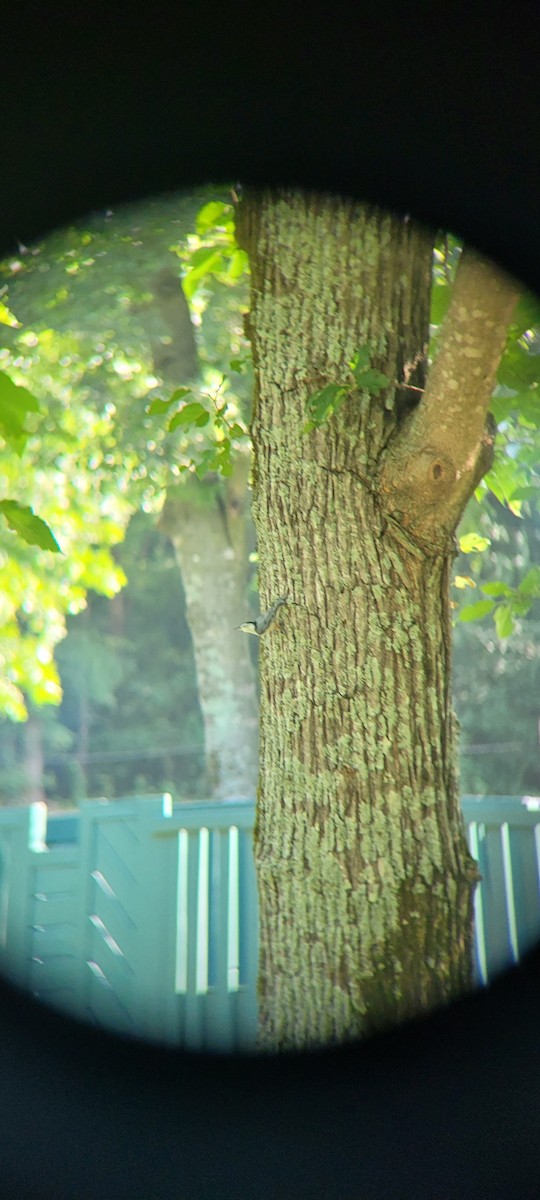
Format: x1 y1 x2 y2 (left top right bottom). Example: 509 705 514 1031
229 357 248 373
187 246 224 269
147 387 193 415
485 457 528 508
354 367 390 393
459 599 496 622
511 595 532 617
0 371 41 442
350 347 371 372
497 344 540 391
480 581 513 598
518 566 540 596
305 383 348 428
492 389 540 427
0 500 61 552
147 398 173 414
509 291 540 337
194 448 219 478
229 423 248 439
195 201 231 234
225 249 249 280
168 387 193 404
430 282 452 327
459 532 491 553
494 604 514 639
510 485 539 502
0 300 21 328
182 250 224 299
168 402 210 432
349 347 390 393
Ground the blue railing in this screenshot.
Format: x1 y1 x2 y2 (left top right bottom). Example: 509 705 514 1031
0 794 538 1050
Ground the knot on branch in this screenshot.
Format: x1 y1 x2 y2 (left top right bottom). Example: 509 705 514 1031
426 452 454 491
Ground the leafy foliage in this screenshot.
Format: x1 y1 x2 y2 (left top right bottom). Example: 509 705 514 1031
147 196 252 477
0 367 62 551
0 190 254 718
40 514 204 804
0 513 206 804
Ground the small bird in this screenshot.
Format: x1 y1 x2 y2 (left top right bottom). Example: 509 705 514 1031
236 595 290 636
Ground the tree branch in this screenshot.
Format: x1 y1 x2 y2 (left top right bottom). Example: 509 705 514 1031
379 247 520 548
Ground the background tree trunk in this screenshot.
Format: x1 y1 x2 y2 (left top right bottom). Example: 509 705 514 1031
160 462 259 799
237 192 480 1050
21 709 45 805
141 265 259 799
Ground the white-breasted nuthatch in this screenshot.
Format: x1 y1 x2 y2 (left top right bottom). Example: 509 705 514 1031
236 595 290 636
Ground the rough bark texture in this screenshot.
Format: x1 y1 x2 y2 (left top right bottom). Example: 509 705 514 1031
236 191 518 1051
140 267 259 799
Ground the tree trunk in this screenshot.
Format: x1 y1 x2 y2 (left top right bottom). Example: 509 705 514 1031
236 191 501 1051
160 458 259 799
141 264 259 799
21 710 45 806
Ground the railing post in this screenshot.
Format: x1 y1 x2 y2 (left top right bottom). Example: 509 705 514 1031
0 803 48 992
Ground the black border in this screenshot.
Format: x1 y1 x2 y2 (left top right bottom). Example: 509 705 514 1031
1 7 540 1197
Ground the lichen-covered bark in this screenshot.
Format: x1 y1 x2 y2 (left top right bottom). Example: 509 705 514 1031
160 462 259 800
236 191 516 1051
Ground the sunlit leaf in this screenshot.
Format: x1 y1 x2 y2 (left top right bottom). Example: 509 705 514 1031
225 249 249 280
0 371 41 442
0 300 21 328
195 201 231 234
459 532 491 553
430 282 452 327
0 500 61 551
182 250 224 299
459 599 496 622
